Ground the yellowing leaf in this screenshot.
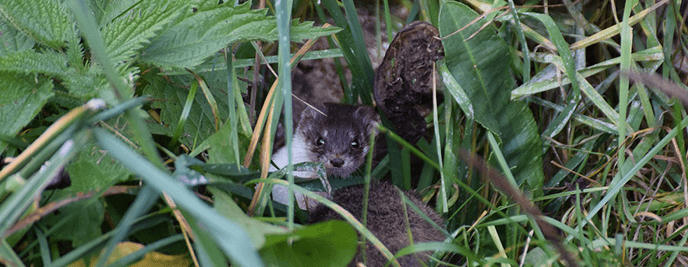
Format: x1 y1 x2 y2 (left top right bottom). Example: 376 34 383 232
67 241 190 267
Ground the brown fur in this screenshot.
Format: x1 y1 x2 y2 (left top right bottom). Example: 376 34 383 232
297 103 379 178
310 181 445 267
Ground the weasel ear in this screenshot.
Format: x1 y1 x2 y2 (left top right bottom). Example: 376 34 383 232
355 105 380 135
298 105 326 130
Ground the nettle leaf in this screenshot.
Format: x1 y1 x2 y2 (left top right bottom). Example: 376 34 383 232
140 1 339 69
43 200 104 247
40 139 132 246
61 66 110 101
0 50 69 77
63 141 133 195
0 0 71 49
0 73 54 152
142 71 229 148
102 0 188 64
0 20 34 55
439 2 545 192
87 0 138 26
0 49 115 102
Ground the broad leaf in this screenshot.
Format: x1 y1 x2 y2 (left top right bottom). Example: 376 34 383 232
212 188 286 249
64 141 133 194
87 0 138 26
439 2 544 191
259 221 357 267
0 49 121 103
0 0 71 49
67 241 191 267
140 2 339 69
39 140 132 246
102 1 188 64
0 50 69 77
0 20 34 55
43 201 104 247
0 73 54 153
141 71 229 148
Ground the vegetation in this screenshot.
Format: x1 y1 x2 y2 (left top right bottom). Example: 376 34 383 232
1 0 687 266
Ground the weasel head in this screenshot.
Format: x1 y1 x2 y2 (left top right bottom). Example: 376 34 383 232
296 103 379 177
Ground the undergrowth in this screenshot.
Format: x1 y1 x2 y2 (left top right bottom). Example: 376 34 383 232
0 0 687 266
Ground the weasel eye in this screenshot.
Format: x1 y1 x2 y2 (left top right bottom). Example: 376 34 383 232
316 137 326 146
351 139 360 148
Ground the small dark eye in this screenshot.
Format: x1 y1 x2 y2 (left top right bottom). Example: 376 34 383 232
351 139 360 148
316 138 326 146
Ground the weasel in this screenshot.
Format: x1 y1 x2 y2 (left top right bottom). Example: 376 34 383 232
270 103 445 266
270 102 380 209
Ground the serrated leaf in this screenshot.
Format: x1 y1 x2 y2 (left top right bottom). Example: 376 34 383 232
0 0 71 48
0 20 34 55
63 141 133 194
0 49 118 103
102 0 188 64
0 50 69 76
61 65 110 100
89 0 138 26
94 129 263 267
0 73 54 153
141 71 229 148
140 2 339 69
40 140 130 246
43 200 104 247
439 2 544 191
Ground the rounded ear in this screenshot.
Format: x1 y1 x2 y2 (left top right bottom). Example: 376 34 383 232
355 105 380 135
297 105 326 130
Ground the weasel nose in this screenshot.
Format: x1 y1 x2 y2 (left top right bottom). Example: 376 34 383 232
330 158 344 168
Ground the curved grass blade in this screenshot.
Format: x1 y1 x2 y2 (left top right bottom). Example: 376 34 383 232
93 128 263 267
0 129 90 235
253 178 401 267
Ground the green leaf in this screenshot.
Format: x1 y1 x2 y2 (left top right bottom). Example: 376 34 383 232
141 71 229 148
43 200 104 247
0 50 69 76
211 188 286 249
0 20 34 55
259 221 358 267
102 0 188 64
0 48 117 102
439 2 544 191
88 0 138 26
205 118 252 165
94 128 264 267
0 0 71 48
64 141 133 193
0 73 54 153
61 65 111 100
290 20 341 42
140 2 339 69
37 140 130 246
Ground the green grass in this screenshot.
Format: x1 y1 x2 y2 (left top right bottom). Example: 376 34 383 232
1 0 687 266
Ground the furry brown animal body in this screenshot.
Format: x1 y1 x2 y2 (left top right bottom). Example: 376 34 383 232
310 182 445 267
